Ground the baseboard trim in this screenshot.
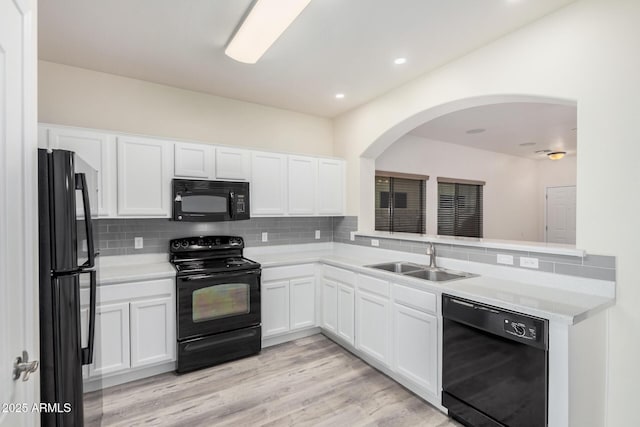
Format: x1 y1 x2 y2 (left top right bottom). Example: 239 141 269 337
262 327 321 348
83 361 176 392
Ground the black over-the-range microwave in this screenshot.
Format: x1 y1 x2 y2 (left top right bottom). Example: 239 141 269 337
172 179 250 222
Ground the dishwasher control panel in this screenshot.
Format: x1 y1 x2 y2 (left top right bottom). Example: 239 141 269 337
504 318 537 340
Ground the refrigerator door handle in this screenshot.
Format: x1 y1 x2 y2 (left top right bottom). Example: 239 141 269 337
81 270 97 366
75 172 96 269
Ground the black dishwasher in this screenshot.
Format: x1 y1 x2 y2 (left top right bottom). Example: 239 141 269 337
442 295 548 427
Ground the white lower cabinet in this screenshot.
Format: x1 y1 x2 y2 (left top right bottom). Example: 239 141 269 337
89 302 131 377
261 264 317 339
290 277 316 330
356 290 391 366
321 279 338 333
262 280 291 337
130 297 175 367
336 283 355 345
393 303 438 395
82 278 175 382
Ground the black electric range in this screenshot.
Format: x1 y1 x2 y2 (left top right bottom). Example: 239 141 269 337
169 236 262 373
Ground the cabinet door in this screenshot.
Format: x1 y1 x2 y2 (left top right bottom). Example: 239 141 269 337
356 290 391 366
45 126 115 216
174 142 214 178
317 159 345 215
321 279 338 333
216 147 250 181
393 304 438 394
117 136 172 216
89 302 130 377
251 151 287 215
290 277 315 330
288 155 316 215
337 283 355 346
130 297 175 368
262 280 290 337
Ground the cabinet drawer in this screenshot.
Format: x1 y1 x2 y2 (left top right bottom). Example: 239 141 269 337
357 274 389 297
324 266 356 285
393 283 437 314
262 264 315 282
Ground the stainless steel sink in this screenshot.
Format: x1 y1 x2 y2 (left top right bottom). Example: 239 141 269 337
404 268 475 282
366 261 476 282
366 262 426 274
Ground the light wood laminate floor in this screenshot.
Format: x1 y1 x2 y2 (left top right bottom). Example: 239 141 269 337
86 334 460 427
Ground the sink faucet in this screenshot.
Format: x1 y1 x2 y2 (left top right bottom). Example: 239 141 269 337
426 242 437 269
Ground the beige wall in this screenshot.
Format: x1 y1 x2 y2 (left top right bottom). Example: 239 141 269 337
38 61 334 156
333 0 640 425
376 135 540 241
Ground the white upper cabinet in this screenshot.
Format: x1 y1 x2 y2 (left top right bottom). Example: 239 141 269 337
288 155 317 215
117 136 172 217
251 151 287 215
317 158 345 215
216 147 250 181
174 142 214 179
42 125 116 217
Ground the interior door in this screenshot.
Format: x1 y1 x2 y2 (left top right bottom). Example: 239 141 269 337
546 186 576 244
0 1 39 426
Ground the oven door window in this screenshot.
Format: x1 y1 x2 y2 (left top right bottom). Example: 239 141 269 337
192 283 249 322
181 194 228 213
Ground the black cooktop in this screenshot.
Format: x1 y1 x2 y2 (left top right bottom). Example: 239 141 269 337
169 236 260 275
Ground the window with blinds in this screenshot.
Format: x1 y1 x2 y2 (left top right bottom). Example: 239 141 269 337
437 178 484 238
375 172 427 234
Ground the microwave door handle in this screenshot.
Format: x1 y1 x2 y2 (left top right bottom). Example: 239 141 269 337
229 191 235 219
75 173 96 269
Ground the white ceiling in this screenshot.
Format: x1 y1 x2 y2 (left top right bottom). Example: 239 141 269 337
409 102 577 159
38 0 576 117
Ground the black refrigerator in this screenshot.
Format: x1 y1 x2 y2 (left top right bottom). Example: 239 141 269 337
38 148 102 426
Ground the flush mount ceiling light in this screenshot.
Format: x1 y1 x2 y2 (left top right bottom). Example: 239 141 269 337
225 0 312 64
335 93 345 99
394 57 407 65
547 151 567 160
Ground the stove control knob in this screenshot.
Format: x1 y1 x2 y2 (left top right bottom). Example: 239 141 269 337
229 237 241 246
215 238 221 245
171 241 181 250
180 240 189 248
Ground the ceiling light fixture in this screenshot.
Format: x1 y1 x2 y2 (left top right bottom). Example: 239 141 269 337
225 0 311 64
335 93 345 99
547 151 566 160
394 57 407 65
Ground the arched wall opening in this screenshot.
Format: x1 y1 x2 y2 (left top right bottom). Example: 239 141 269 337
356 94 577 236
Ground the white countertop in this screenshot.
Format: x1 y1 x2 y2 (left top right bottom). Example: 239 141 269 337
98 254 175 285
248 243 614 325
97 243 614 325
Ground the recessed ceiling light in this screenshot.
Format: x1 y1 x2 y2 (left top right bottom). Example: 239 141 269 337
394 58 407 65
335 93 345 99
519 142 536 147
466 128 486 134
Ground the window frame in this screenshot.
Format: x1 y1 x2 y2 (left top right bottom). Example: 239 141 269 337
375 171 429 235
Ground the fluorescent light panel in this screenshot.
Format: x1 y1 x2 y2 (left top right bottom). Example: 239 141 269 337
225 0 311 64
